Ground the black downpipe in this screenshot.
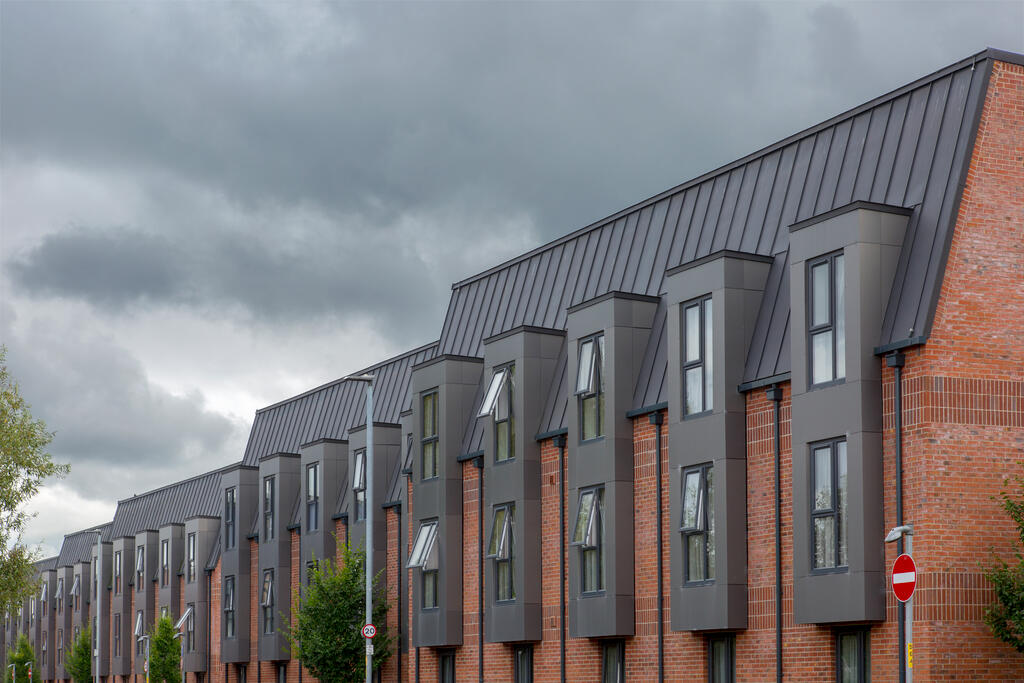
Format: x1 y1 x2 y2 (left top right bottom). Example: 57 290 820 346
648 413 665 683
475 457 484 683
555 434 568 683
395 504 402 682
767 385 784 683
887 352 906 683
414 647 420 683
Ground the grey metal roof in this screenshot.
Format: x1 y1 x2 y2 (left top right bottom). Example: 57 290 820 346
34 556 58 572
242 342 437 466
56 523 112 567
204 529 221 572
384 433 413 505
742 252 791 385
537 341 568 438
109 469 221 539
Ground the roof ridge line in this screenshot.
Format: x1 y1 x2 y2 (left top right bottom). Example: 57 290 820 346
114 465 223 505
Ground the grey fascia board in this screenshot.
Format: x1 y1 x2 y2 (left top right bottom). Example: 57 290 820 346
566 290 661 314
400 467 413 476
183 515 220 523
666 249 774 276
400 408 413 418
285 523 300 531
482 325 566 346
986 47 1024 67
345 422 402 435
258 451 300 462
457 451 484 463
411 353 483 372
873 336 929 356
215 462 258 474
534 427 568 442
330 512 349 522
625 402 669 418
738 372 792 393
298 437 348 449
381 500 402 510
789 200 914 233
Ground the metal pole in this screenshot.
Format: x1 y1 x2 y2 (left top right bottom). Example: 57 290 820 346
180 635 185 683
364 379 375 683
887 352 906 683
906 533 913 683
96 532 102 683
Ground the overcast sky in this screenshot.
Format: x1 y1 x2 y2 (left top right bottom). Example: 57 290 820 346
2 1 1021 557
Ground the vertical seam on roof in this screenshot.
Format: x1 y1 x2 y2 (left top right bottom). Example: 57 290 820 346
881 95 912 204
612 212 640 293
900 83 938 205
751 151 782 254
730 157 761 251
541 244 568 329
826 119 853 211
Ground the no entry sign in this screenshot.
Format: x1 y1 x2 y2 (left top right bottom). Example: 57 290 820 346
892 553 917 602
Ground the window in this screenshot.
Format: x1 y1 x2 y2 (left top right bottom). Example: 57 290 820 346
514 645 533 683
601 640 624 683
576 335 606 441
113 613 120 657
136 546 145 592
160 539 170 586
571 487 604 593
305 561 317 586
57 629 63 663
487 504 515 602
114 551 122 594
71 575 80 611
421 391 439 479
187 533 196 583
836 629 869 683
353 449 367 522
438 650 455 683
306 463 320 531
480 365 515 462
42 630 47 661
808 252 845 386
224 576 236 638
261 570 274 634
263 476 276 541
708 634 735 683
40 578 48 607
135 611 145 654
276 664 286 683
224 488 237 550
681 463 715 583
186 603 195 652
683 295 713 415
161 606 168 618
407 521 439 609
56 578 64 614
30 594 35 626
811 439 848 570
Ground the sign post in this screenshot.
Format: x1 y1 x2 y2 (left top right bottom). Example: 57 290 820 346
887 528 915 683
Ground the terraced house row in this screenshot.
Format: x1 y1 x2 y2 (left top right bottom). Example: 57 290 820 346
4 47 1023 682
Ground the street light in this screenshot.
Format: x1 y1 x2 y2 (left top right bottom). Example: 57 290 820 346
885 524 914 683
137 635 151 683
174 606 192 683
344 372 375 683
8 662 16 683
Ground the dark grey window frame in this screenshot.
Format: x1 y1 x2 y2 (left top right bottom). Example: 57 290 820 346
407 520 439 611
422 569 438 610
114 550 122 595
438 649 456 683
353 449 367 522
261 569 274 634
707 633 735 683
681 462 715 585
187 532 196 583
575 333 606 443
263 476 276 541
56 578 63 614
836 628 870 683
160 539 170 586
810 438 848 573
487 503 515 603
186 602 195 652
571 486 605 594
306 462 320 532
513 644 533 683
807 251 846 388
682 294 713 417
479 364 515 464
601 640 624 683
224 487 237 550
134 611 144 654
112 614 119 657
224 576 235 639
421 390 439 480
135 547 145 593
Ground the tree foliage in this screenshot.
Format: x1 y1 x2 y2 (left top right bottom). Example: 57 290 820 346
0 346 68 611
8 634 40 683
64 627 91 683
287 541 394 683
149 616 181 683
985 474 1024 653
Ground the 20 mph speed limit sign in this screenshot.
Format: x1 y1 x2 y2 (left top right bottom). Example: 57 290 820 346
362 623 377 639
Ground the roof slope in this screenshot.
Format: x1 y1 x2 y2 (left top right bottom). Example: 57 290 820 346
242 342 437 466
57 523 112 567
109 469 221 539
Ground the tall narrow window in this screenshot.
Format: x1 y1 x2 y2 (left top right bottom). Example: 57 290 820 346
601 641 624 683
160 539 169 586
187 533 196 583
113 614 120 657
57 629 63 663
576 335 606 441
571 487 604 593
480 366 515 462
487 504 515 602
223 576 236 639
71 575 80 611
837 629 869 683
56 578 63 614
135 547 145 592
353 450 367 522
261 570 274 634
421 391 439 479
134 611 144 654
683 295 713 415
812 439 848 570
514 645 533 683
438 651 456 683
113 551 122 594
224 487 237 550
30 595 35 626
681 463 715 583
408 521 439 609
186 603 195 652
40 579 48 609
306 463 320 532
708 634 735 683
808 252 845 386
263 476 276 541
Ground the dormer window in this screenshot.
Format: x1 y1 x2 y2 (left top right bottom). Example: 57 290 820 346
576 335 606 441
353 449 367 522
421 391 439 480
306 463 320 532
808 252 845 386
682 295 713 415
263 476 276 541
135 547 145 592
480 366 515 462
487 504 515 602
408 521 439 609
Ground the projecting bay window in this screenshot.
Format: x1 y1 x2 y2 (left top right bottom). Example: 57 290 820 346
135 547 145 592
223 576 236 638
261 570 275 634
576 334 606 441
683 295 713 415
161 540 170 586
811 439 848 571
263 476 276 541
407 521 439 610
808 252 845 386
487 504 515 602
479 365 515 462
224 487 237 550
571 487 604 593
113 551 122 594
134 611 144 654
681 463 715 583
353 449 367 522
306 463 320 531
187 533 196 583
421 391 439 480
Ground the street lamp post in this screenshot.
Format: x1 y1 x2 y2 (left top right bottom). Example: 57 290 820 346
886 524 914 683
137 635 151 683
8 662 16 683
344 373 375 683
95 531 102 683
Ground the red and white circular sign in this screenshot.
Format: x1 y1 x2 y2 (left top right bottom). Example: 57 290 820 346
891 553 917 602
361 623 377 639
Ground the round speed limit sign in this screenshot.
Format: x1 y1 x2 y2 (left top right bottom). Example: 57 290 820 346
361 623 377 639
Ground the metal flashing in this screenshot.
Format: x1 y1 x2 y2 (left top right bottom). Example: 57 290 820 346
457 451 484 463
534 427 568 442
873 336 929 356
482 325 567 346
566 290 662 315
298 438 348 449
788 200 915 233
258 451 300 462
738 372 793 393
666 249 774 276
625 402 668 419
410 353 483 371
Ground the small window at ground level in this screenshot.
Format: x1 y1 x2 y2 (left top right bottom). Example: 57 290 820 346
602 640 624 683
708 634 735 683
438 650 456 683
837 629 869 683
514 645 533 683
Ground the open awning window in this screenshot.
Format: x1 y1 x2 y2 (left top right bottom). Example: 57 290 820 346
70 575 80 598
136 551 145 573
40 581 48 602
260 571 274 608
571 489 602 548
478 368 508 417
353 451 366 492
575 336 605 395
486 505 513 560
407 521 438 570
223 579 234 611
134 611 144 637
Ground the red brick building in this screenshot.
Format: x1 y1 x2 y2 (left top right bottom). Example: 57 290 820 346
8 47 1023 683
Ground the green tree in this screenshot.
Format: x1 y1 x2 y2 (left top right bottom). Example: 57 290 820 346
64 626 91 683
8 634 40 683
0 346 69 611
287 541 394 683
149 616 181 683
985 475 1024 653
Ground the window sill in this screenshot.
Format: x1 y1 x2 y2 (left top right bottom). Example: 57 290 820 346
579 436 606 446
580 589 606 598
683 579 715 587
682 409 713 421
420 606 440 613
809 565 849 576
495 598 517 605
493 457 516 467
807 378 846 392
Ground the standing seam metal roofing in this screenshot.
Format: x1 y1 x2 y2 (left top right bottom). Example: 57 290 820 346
108 469 222 539
56 523 112 567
